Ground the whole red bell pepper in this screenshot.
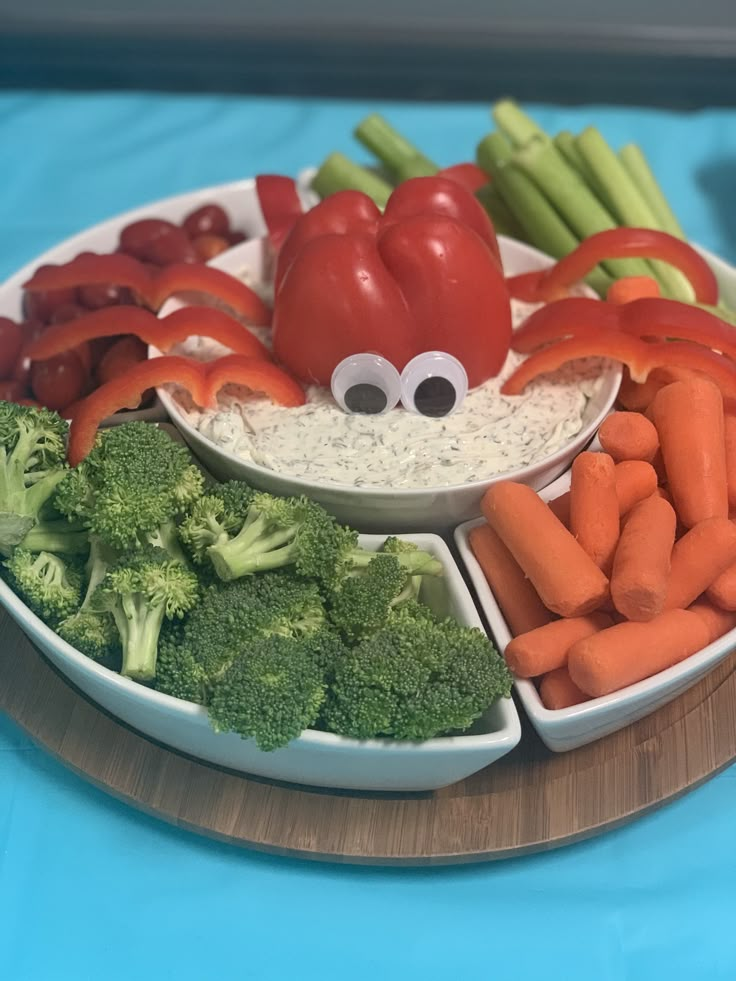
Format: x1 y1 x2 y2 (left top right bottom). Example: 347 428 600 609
272 177 511 389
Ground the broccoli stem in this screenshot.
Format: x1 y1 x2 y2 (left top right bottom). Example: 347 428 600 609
347 549 444 577
0 512 35 556
21 519 90 555
115 595 166 681
208 538 298 579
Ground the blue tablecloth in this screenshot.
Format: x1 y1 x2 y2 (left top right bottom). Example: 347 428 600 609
2 93 736 980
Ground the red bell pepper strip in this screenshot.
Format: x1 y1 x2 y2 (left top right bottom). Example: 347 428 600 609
520 228 719 305
505 271 550 303
437 163 490 194
619 298 736 361
27 305 272 362
511 297 619 354
272 178 510 389
382 175 502 267
501 332 736 400
204 354 305 408
67 356 209 465
255 174 304 252
23 255 272 324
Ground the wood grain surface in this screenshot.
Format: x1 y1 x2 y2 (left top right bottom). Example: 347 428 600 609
2 608 735 865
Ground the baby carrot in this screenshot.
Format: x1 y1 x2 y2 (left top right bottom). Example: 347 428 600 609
467 524 553 635
724 413 736 510
663 517 736 610
688 598 736 644
548 491 571 527
617 365 709 412
706 558 736 611
569 452 620 574
504 612 612 678
539 667 589 710
598 411 659 464
614 460 659 515
652 377 728 528
482 481 610 617
568 609 711 698
610 493 677 621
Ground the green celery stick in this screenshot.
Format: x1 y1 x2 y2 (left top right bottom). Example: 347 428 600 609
476 133 612 295
354 114 438 181
619 143 686 239
576 127 693 301
491 99 546 148
515 135 659 284
311 153 393 208
475 183 527 240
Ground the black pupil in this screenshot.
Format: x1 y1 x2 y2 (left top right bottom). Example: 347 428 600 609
413 376 456 417
344 383 387 414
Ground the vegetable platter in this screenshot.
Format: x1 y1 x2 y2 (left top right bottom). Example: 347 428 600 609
3 99 736 846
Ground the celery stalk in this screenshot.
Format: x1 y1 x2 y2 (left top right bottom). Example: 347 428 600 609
311 153 393 209
491 100 546 148
515 135 659 284
576 127 693 301
476 133 612 296
619 143 686 239
475 183 527 240
354 114 438 181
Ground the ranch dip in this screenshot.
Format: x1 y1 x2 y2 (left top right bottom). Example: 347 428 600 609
175 300 607 490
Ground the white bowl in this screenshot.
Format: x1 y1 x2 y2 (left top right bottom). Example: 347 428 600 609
454 466 736 753
156 233 622 534
0 531 521 791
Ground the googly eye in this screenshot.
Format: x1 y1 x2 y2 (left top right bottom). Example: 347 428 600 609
400 351 468 417
331 354 402 415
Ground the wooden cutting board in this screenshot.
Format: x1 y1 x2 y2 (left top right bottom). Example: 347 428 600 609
2 608 735 865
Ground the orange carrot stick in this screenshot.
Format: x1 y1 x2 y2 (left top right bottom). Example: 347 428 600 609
598 411 659 463
610 493 677 621
539 667 589 710
664 517 736 610
467 524 553 635
688 598 736 644
504 612 612 678
724 413 736 510
569 452 620 574
568 610 711 697
652 377 728 528
606 275 661 305
481 481 610 617
706 557 736 611
614 460 659 514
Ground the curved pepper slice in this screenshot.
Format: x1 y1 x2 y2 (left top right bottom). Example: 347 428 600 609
501 332 736 400
511 297 619 353
204 354 306 409
23 254 272 324
513 228 719 305
619 298 736 361
255 174 305 252
67 356 209 465
437 163 490 194
27 305 272 362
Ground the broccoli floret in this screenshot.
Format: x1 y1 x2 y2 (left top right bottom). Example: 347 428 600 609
4 548 83 623
0 401 69 557
57 535 121 660
323 615 513 741
179 481 255 564
328 553 417 643
154 572 327 703
208 633 328 751
54 422 203 554
94 545 199 681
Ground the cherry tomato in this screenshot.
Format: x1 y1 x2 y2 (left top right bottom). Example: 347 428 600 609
30 352 87 410
23 265 77 324
119 219 197 265
12 319 46 387
192 233 231 262
228 230 247 246
182 203 230 239
78 281 132 309
49 301 85 324
96 335 148 386
0 379 27 402
0 317 23 376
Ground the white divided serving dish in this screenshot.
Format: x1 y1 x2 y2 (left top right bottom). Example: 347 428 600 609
454 466 736 753
0 532 521 791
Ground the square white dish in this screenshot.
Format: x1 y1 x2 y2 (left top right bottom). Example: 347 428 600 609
0 531 521 791
454 468 736 753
